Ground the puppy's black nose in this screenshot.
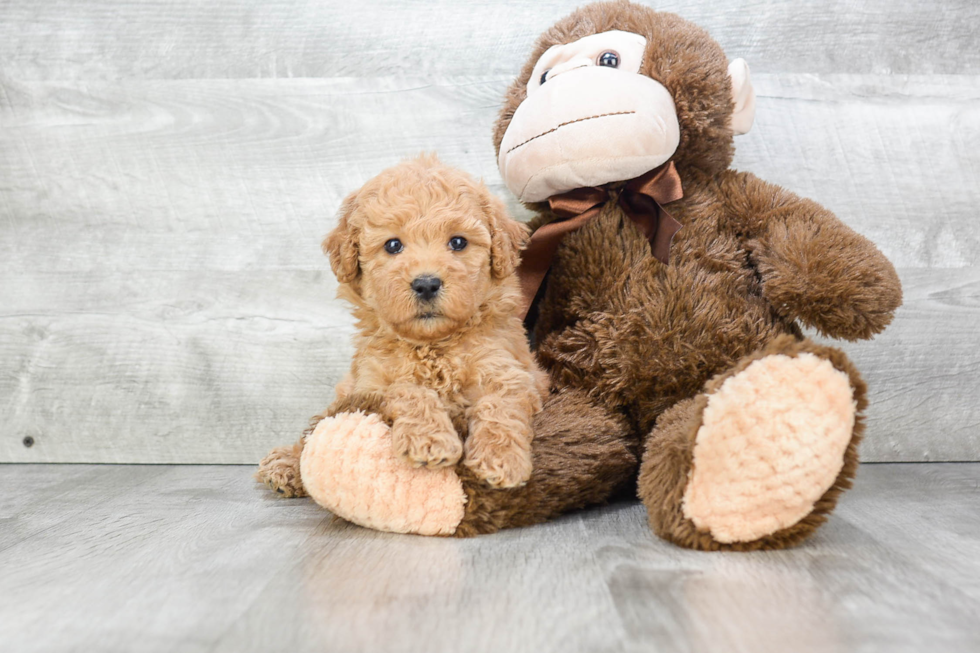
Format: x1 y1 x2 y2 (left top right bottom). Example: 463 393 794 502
411 275 442 302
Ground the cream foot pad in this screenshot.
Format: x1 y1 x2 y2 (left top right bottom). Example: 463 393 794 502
682 353 856 543
300 412 466 536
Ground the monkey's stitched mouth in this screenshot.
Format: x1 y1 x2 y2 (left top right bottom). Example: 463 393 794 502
506 110 637 154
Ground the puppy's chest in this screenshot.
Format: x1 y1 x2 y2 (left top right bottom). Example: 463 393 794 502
402 346 468 401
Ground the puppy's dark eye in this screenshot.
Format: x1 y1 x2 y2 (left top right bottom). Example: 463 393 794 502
384 238 403 255
597 51 619 68
448 236 468 252
540 70 550 85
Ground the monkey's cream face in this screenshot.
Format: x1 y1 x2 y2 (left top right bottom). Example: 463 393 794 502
498 30 682 203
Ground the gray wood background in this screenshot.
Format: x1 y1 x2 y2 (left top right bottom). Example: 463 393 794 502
1 0 978 463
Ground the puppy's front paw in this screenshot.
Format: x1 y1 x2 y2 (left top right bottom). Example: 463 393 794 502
464 429 533 489
391 420 463 469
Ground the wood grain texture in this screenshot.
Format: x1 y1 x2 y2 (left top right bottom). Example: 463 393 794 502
1 463 978 652
2 72 978 463
1 0 978 80
815 268 980 462
1 1 978 463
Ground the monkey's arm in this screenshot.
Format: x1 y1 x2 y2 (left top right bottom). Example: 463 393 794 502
722 171 902 341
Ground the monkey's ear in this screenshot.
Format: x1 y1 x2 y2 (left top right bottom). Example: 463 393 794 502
728 58 756 135
322 192 361 284
484 191 529 280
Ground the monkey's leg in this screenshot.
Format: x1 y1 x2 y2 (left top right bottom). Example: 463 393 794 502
454 388 636 536
298 389 637 537
638 335 865 551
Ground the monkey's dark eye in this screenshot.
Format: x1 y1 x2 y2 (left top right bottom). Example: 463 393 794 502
448 236 468 252
597 51 619 68
384 238 403 254
540 70 550 85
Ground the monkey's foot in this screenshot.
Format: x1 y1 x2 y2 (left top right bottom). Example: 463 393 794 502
681 351 856 543
300 411 466 536
640 337 865 550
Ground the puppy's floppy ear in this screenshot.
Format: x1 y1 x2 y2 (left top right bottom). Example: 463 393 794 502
322 192 361 284
483 190 530 280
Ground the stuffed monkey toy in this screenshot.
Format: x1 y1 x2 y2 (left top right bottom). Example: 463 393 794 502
258 0 902 550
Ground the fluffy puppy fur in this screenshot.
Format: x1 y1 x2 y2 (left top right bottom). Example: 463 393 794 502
320 155 548 488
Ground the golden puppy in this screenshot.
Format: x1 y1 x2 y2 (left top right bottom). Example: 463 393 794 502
276 155 549 490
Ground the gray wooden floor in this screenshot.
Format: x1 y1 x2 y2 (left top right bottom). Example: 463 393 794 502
1 463 978 652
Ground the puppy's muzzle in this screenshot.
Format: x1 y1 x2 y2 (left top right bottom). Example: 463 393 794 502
411 275 442 302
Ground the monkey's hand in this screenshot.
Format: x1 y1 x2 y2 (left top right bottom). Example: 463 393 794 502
725 172 903 341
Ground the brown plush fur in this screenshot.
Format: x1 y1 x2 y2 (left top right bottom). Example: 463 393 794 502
450 0 902 546
258 155 549 492
455 387 637 536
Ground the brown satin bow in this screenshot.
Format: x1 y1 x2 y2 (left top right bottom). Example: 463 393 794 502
516 161 684 319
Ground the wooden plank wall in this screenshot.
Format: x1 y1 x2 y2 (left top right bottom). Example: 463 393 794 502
1 0 978 463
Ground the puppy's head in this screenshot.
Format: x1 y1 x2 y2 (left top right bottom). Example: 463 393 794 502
323 155 528 342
